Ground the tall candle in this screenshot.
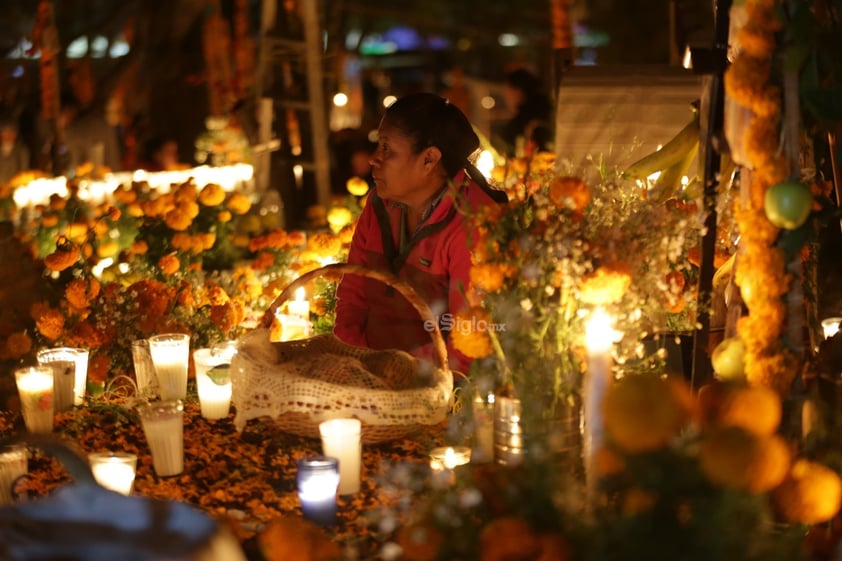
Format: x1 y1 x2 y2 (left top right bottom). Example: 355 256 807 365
288 287 310 319
583 307 616 512
148 333 190 400
319 419 362 495
193 348 233 420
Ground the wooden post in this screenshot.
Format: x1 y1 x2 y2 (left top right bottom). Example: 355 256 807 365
690 0 732 390
301 0 331 208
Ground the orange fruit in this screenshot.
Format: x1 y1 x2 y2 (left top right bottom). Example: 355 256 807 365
773 459 842 524
602 375 694 453
698 426 790 493
714 383 781 436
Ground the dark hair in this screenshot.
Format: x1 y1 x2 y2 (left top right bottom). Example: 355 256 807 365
382 92 479 179
505 68 542 95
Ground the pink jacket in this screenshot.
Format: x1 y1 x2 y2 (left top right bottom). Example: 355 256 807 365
334 171 506 374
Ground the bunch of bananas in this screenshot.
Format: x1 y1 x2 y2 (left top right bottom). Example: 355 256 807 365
623 111 701 203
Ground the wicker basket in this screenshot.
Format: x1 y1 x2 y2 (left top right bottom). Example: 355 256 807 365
230 263 453 444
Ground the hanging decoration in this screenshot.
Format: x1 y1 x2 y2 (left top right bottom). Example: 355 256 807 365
723 0 799 396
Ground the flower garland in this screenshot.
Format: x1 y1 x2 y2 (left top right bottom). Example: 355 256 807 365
723 0 798 395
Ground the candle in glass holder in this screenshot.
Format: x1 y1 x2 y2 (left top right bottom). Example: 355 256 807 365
472 392 495 464
148 333 190 400
288 287 310 319
89 452 137 495
14 366 54 434
429 446 472 471
193 348 233 420
0 444 28 505
273 312 311 342
583 307 616 512
319 418 361 495
821 317 842 340
36 347 88 411
297 456 340 527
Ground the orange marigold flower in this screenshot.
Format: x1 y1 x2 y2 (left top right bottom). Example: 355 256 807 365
204 283 230 306
227 192 252 215
470 263 507 293
87 353 110 384
112 185 137 204
199 183 226 206
286 230 307 247
450 306 494 359
218 210 232 223
130 239 149 255
41 213 59 228
198 232 216 251
307 231 342 257
172 232 194 252
29 301 51 322
266 229 288 249
579 264 632 306
64 277 101 310
158 253 181 275
49 193 67 211
211 301 243 333
127 202 144 217
164 208 193 231
45 246 81 272
35 307 65 341
251 251 275 270
174 181 199 204
548 176 591 214
4 331 33 359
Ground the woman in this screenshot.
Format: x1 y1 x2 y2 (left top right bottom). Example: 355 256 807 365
334 92 507 374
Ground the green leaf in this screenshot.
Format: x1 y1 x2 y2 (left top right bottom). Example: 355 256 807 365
207 364 231 385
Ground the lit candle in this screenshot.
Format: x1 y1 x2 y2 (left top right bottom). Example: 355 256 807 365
287 287 311 319
297 456 340 527
148 333 190 400
821 317 842 340
272 312 311 342
14 367 54 434
193 348 233 420
429 446 472 471
319 419 362 495
583 307 616 512
89 452 137 495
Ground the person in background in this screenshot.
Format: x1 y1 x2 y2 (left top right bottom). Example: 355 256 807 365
0 116 30 183
334 92 508 375
60 94 122 172
498 67 553 157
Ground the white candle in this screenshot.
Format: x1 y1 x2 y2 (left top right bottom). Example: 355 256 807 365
319 419 362 495
583 307 616 512
273 313 311 342
36 347 89 410
0 445 28 506
288 287 311 319
148 334 190 400
429 446 471 471
15 367 54 434
89 452 137 495
821 317 842 340
297 456 340 527
193 348 233 420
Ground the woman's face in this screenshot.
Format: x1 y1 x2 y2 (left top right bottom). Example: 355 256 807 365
368 121 427 204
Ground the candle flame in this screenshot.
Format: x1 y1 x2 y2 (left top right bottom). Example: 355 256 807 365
295 287 306 302
585 307 617 353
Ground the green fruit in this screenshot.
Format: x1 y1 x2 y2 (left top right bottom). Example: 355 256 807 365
711 336 746 380
764 181 813 230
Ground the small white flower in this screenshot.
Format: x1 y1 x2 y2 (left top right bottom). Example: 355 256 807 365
520 298 533 312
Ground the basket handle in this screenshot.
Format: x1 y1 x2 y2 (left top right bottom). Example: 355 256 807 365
260 262 449 372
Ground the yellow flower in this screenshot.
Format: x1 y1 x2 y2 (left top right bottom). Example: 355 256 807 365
199 183 226 206
158 253 181 275
227 192 252 215
218 210 232 223
773 460 842 525
579 264 632 306
698 427 790 493
165 208 193 231
172 232 194 252
45 245 80 272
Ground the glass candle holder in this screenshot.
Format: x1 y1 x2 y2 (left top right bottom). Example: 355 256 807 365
132 339 159 399
89 452 137 495
15 366 55 434
193 348 233 420
36 347 88 411
137 399 184 477
0 444 28 506
297 456 340 527
148 333 190 400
